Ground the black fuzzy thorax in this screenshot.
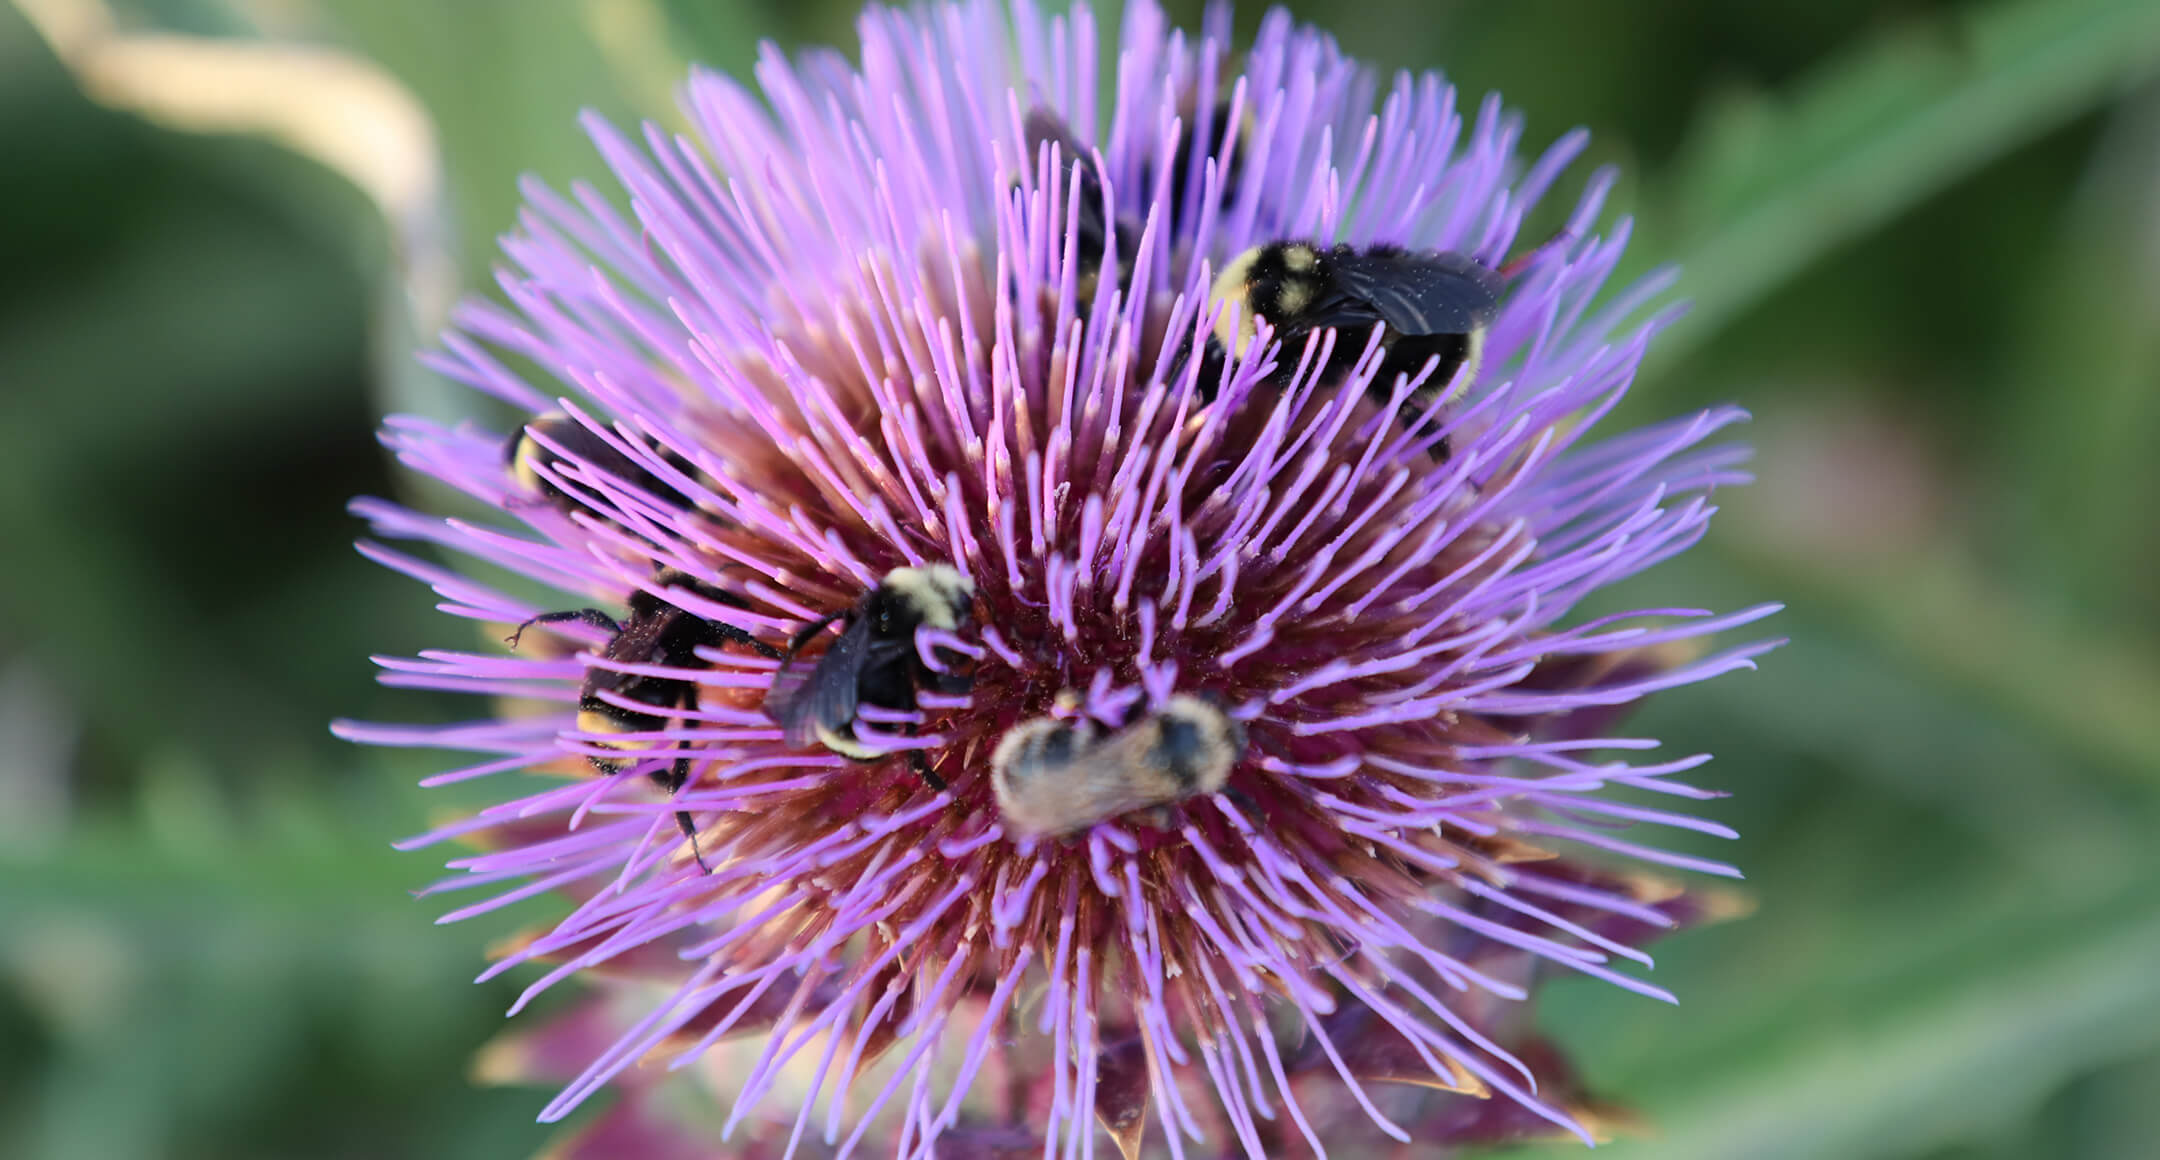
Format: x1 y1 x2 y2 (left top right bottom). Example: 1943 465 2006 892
856 585 972 713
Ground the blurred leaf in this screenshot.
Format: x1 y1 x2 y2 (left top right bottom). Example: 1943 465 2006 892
1533 882 2160 1160
2069 1048 2160 1159
1650 0 2160 366
578 0 698 126
657 0 785 80
1992 86 2160 640
1735 547 2160 783
0 152 370 454
0 25 410 785
308 0 636 280
1537 552 2160 1160
663 0 858 78
0 762 557 1160
1658 592 2147 864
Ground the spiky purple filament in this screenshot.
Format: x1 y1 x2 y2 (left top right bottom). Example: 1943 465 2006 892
339 2 1777 1156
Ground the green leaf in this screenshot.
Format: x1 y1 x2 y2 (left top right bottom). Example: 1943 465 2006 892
1531 884 2160 1160
0 770 558 1160
308 0 638 278
1739 548 2160 784
1650 0 2160 366
1990 91 2160 637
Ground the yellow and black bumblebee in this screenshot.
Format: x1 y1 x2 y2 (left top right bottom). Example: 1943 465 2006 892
1201 241 1506 440
761 565 976 791
508 570 780 868
505 411 700 518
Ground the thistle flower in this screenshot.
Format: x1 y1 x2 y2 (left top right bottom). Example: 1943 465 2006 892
339 1 1778 1156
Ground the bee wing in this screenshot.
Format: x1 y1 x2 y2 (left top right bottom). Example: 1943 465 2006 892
763 617 873 748
1326 250 1503 337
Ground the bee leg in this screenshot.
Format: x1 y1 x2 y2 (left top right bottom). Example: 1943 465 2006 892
713 622 784 661
890 718 948 793
787 609 848 654
1134 805 1177 830
1396 385 1457 463
658 753 712 873
1410 412 1453 463
1221 784 1262 823
672 574 786 660
906 748 948 793
1400 413 1452 462
506 607 619 648
1315 926 1357 969
1496 228 1574 278
673 810 711 874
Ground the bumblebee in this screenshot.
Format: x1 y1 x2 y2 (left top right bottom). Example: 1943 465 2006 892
1023 100 1246 307
761 565 976 790
1023 108 1127 308
505 411 698 518
991 694 1246 839
508 570 780 867
1150 97 1245 236
1204 242 1505 434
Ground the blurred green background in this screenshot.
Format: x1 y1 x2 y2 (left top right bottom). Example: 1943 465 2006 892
2 0 2157 1156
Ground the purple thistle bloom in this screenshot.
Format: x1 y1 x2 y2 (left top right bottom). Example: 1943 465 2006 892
340 1 1778 1155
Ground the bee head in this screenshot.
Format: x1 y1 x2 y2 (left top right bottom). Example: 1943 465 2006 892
1149 693 1245 793
1209 242 1325 352
881 564 976 631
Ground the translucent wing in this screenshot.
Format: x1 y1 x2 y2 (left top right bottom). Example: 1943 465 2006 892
1325 250 1503 337
763 616 872 748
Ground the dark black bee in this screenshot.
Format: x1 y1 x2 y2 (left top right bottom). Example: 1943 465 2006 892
505 411 698 518
508 569 781 869
1023 108 1115 295
1151 98 1245 236
1201 242 1505 443
1023 100 1246 307
761 565 976 791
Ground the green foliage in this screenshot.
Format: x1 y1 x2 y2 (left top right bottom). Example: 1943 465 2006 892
2 0 2156 1156
1649 0 2160 366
